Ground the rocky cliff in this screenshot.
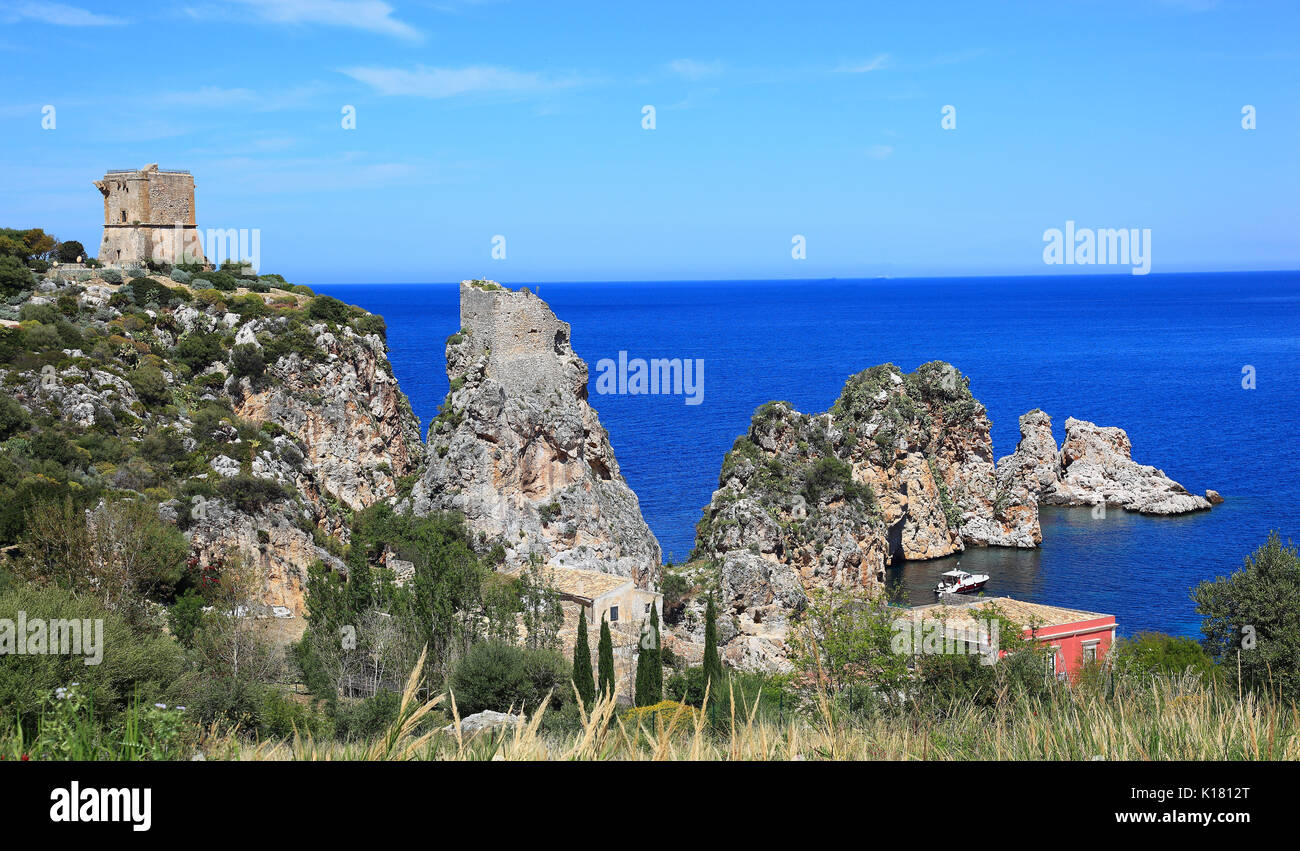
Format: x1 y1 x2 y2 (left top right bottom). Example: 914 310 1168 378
0 270 422 618
410 281 661 588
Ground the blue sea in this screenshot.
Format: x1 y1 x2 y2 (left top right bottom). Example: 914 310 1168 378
317 273 1300 639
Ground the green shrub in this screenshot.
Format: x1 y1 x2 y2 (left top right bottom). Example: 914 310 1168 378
100 268 123 284
1110 632 1217 682
449 641 570 717
306 295 352 324
0 395 30 439
216 475 290 513
22 322 63 351
19 302 58 324
170 268 192 284
204 270 240 292
172 332 224 375
128 364 171 407
229 343 265 379
129 276 169 305
333 690 403 741
0 583 186 727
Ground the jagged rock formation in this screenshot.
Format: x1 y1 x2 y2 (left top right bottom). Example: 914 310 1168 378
998 413 1214 515
994 410 1061 498
410 281 661 588
684 362 1040 670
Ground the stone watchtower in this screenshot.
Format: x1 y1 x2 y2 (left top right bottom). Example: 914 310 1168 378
93 163 207 267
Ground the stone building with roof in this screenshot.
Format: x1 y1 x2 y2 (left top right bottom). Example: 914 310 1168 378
538 566 662 702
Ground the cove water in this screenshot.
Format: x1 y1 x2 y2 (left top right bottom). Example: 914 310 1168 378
317 273 1300 638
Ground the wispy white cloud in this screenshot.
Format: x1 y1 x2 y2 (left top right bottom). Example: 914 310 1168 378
226 0 421 41
865 144 893 159
0 1 123 26
836 54 890 73
152 82 330 112
666 58 725 80
340 64 586 98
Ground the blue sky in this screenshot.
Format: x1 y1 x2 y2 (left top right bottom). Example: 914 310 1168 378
1 0 1297 283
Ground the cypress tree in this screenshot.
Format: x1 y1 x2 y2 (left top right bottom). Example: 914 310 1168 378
597 616 616 700
572 607 596 709
702 592 723 698
648 603 663 701
634 628 652 706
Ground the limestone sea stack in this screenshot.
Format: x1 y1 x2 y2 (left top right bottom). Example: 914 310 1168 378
410 281 661 589
681 362 1040 670
996 412 1215 515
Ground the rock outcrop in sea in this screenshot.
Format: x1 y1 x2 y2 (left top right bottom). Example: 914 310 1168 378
680 362 1040 669
997 412 1215 515
410 281 661 588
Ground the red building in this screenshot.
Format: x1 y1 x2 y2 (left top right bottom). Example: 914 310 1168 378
903 596 1118 681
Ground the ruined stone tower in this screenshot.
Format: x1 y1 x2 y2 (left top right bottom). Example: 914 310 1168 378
94 163 206 267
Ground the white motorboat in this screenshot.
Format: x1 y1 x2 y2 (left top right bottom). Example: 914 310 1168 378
934 569 990 595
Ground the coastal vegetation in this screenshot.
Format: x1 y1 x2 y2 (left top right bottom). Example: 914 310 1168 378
2 527 1294 760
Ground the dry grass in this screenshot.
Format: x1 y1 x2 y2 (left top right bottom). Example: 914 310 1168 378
212 667 1300 762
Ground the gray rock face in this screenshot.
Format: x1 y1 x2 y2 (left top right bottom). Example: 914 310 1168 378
995 409 1061 497
411 282 661 588
187 497 346 617
235 321 425 514
443 710 524 737
1044 417 1213 515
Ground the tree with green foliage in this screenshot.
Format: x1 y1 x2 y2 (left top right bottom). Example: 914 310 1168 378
572 607 595 709
1109 631 1217 683
55 240 86 263
229 342 265 379
168 588 206 648
635 604 664 706
172 332 224 376
597 616 615 700
634 625 652 707
702 592 723 698
0 255 34 296
648 603 663 700
1193 532 1300 701
790 586 911 703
